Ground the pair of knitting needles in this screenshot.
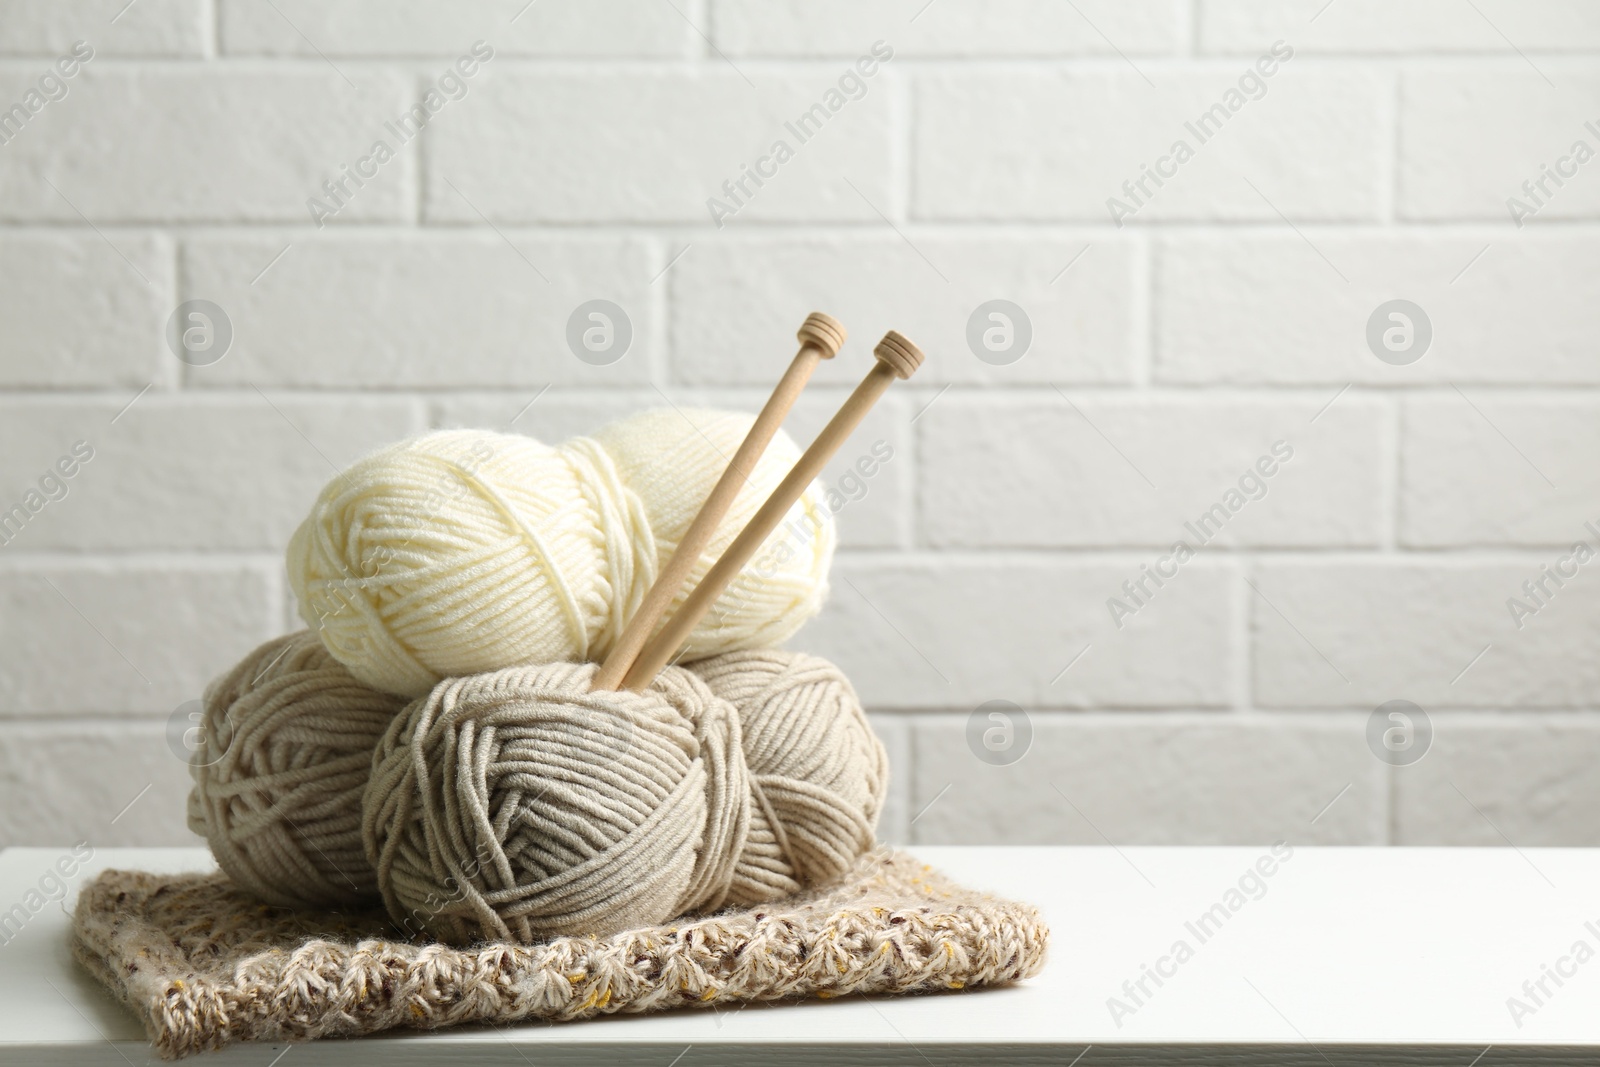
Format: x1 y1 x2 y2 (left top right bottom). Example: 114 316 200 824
590 313 924 694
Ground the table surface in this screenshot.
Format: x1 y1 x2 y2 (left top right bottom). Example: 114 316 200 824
3 844 1599 1065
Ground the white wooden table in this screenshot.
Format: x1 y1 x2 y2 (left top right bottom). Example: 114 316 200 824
3 845 1598 1064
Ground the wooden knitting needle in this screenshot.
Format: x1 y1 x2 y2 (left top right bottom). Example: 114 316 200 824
590 312 848 692
622 330 925 692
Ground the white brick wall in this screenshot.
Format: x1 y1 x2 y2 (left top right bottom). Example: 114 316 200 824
1155 233 1600 384
915 67 1389 221
2 0 1598 851
186 236 659 386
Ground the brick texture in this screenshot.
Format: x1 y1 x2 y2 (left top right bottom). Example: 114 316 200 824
0 3 1593 849
218 0 692 57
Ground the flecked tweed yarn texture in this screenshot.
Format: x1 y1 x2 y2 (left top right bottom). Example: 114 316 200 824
71 849 1049 1060
287 409 835 697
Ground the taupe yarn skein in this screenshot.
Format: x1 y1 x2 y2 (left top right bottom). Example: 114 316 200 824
687 648 888 902
362 653 886 945
187 631 408 908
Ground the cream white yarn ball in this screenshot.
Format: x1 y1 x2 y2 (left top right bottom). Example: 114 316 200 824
589 407 836 663
286 408 834 696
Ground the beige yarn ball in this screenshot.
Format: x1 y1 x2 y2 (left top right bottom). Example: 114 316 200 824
187 631 407 908
687 648 889 902
287 410 835 697
362 654 884 944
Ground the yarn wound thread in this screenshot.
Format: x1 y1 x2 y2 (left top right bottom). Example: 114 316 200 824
186 631 407 909
287 409 836 697
588 409 836 662
362 652 885 944
688 647 888 902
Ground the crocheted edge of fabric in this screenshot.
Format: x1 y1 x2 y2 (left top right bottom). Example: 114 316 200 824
71 849 1049 1061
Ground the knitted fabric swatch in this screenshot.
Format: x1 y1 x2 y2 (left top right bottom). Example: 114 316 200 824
72 850 1048 1060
